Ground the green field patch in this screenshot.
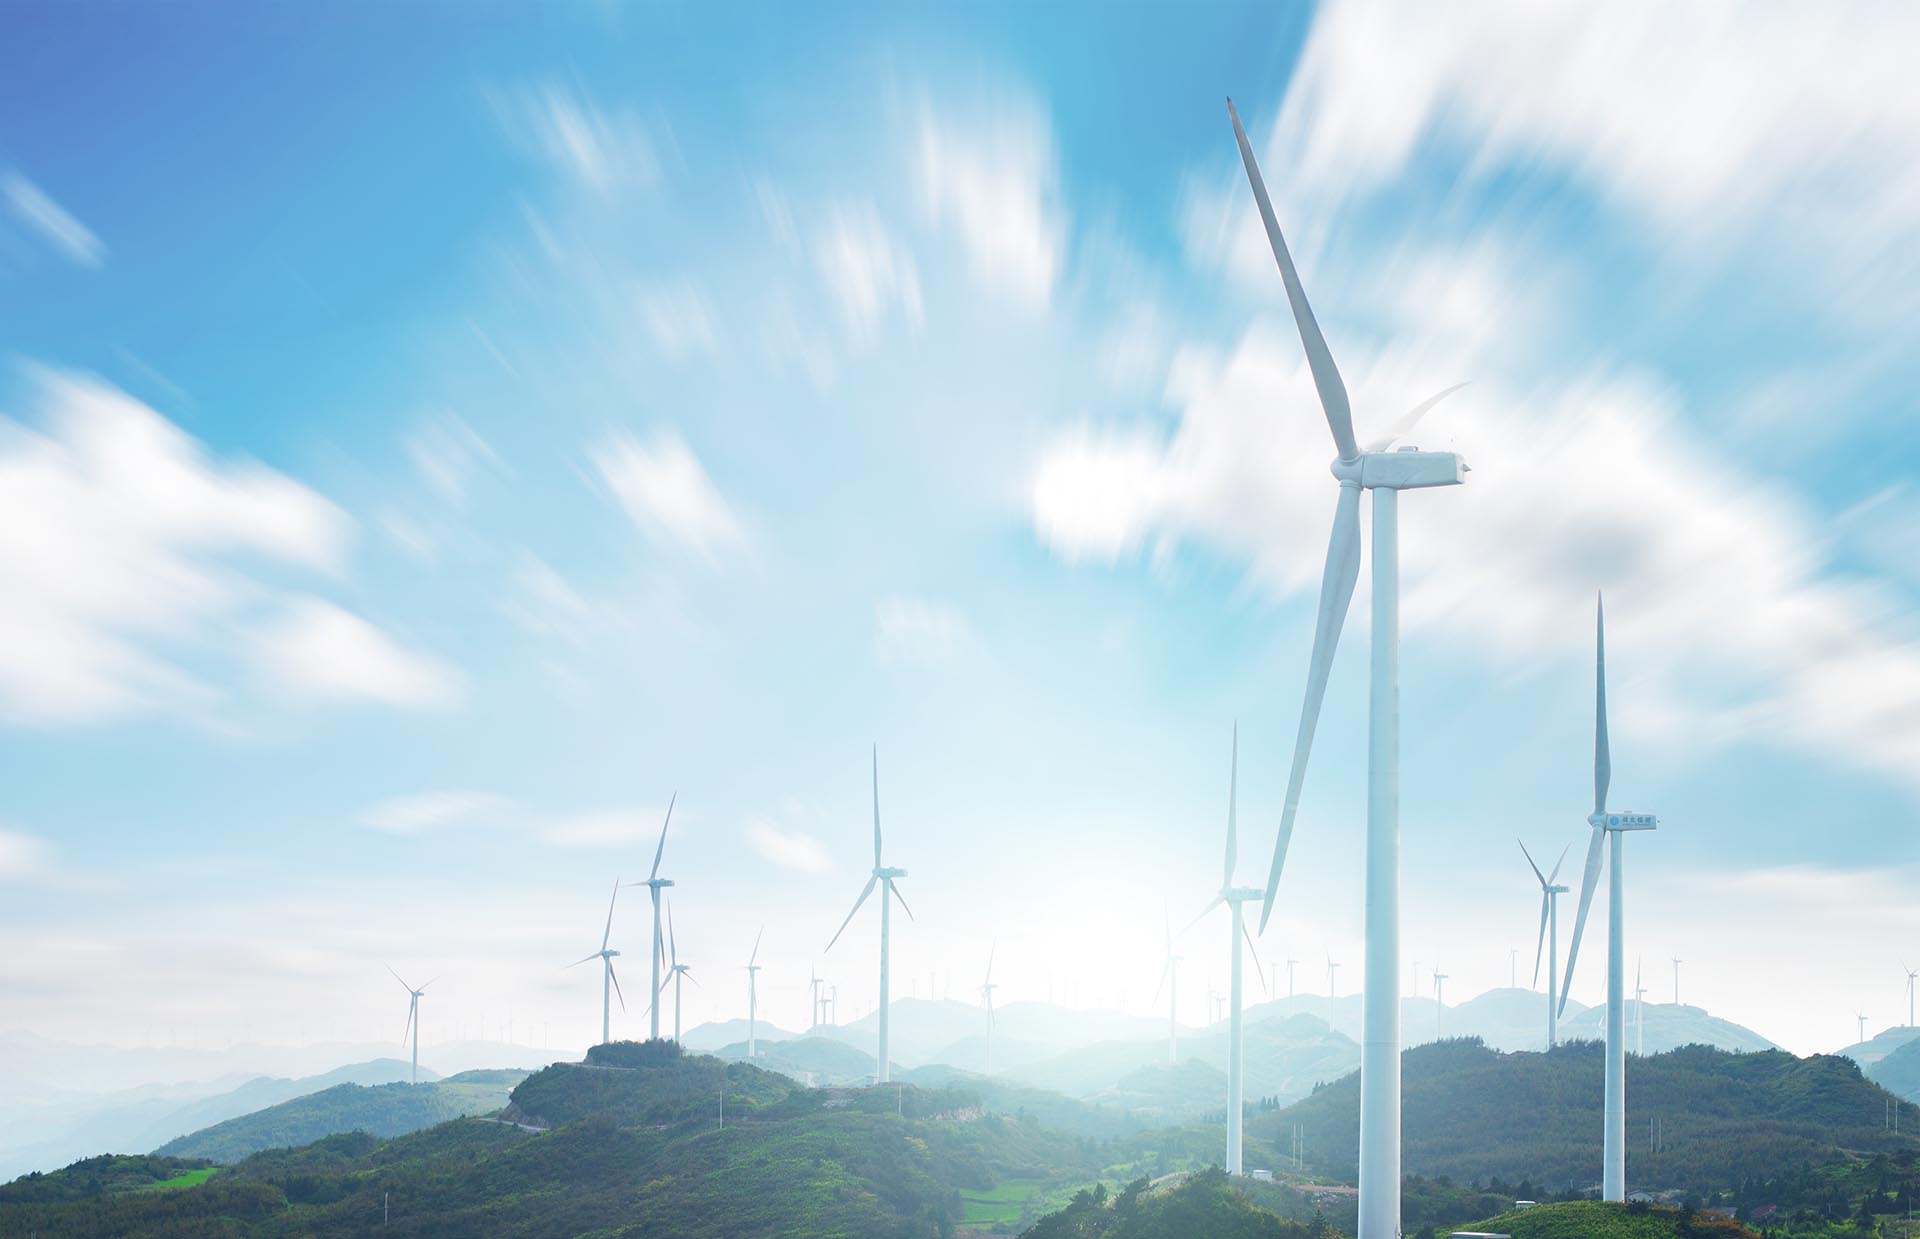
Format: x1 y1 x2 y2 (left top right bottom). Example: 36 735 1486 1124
131 1166 218 1193
959 1178 1046 1229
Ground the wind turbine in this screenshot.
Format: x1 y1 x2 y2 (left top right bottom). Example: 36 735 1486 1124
1154 903 1183 1065
387 966 432 1085
810 966 824 1031
1286 957 1299 1002
1432 969 1447 1039
1325 954 1341 1033
567 878 625 1047
1520 840 1571 1047
1559 594 1660 1203
825 746 912 1085
1191 725 1267 1175
626 796 677 1040
1671 956 1683 1006
658 899 697 1044
1633 957 1648 1055
1230 98 1470 1239
1858 1012 1870 1045
744 927 764 1060
979 943 998 1076
1905 963 1917 1027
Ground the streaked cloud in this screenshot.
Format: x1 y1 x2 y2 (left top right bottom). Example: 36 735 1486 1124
815 204 923 344
916 94 1065 310
251 598 462 710
874 595 977 667
360 791 511 835
405 413 497 509
358 791 671 850
496 82 662 196
592 429 746 563
747 818 834 874
2 172 104 268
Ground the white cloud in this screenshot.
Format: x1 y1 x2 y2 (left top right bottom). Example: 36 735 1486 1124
3 172 104 268
916 95 1065 310
0 369 352 725
592 429 746 563
636 280 718 360
747 818 834 874
874 595 977 666
498 83 661 196
252 598 462 710
0 827 56 882
815 204 923 344
360 791 510 835
405 413 496 508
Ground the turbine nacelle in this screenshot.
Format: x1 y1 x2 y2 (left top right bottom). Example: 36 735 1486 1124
1332 448 1469 492
874 866 908 880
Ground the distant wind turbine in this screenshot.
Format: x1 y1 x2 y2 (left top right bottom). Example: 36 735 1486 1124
1559 594 1660 1203
1325 955 1340 1033
1231 96 1470 1239
387 966 432 1086
1633 957 1648 1056
1286 958 1299 1001
1154 903 1183 1065
744 926 764 1060
626 796 678 1041
1520 839 1571 1047
1432 969 1448 1039
658 899 698 1044
1672 956 1683 1006
1190 726 1267 1174
1905 963 1917 1027
1858 1012 1869 1045
979 943 998 1076
825 746 912 1085
567 878 625 1047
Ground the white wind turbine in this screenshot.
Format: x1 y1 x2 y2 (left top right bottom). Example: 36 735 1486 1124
1153 904 1183 1065
825 746 912 1085
1633 957 1648 1055
387 966 433 1085
1325 954 1341 1033
1432 969 1448 1039
1190 725 1268 1175
1858 1012 1870 1045
1672 956 1683 1006
658 899 698 1044
810 966 824 1031
626 796 678 1041
1904 963 1917 1027
1229 98 1469 1239
1520 840 1571 1047
744 927 764 1060
567 878 625 1047
1559 594 1660 1203
979 943 998 1076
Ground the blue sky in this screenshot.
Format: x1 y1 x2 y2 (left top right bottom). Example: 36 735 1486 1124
1 2 1916 1059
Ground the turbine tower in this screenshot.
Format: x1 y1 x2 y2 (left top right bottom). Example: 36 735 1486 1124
1231 99 1469 1239
979 943 998 1076
387 966 432 1085
1857 1011 1869 1045
1325 954 1341 1034
1633 957 1648 1055
1520 840 1571 1047
1192 725 1267 1175
810 966 824 1030
658 900 697 1043
1286 957 1298 1001
1672 956 1682 1006
1905 963 1917 1027
1154 904 1183 1065
626 796 677 1040
567 878 625 1046
744 927 764 1059
1559 594 1660 1203
1432 969 1447 1039
825 746 912 1085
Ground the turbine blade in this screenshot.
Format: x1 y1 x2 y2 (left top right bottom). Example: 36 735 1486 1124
1532 891 1550 989
1224 722 1238 888
686 969 703 990
1595 593 1611 815
985 940 996 987
1518 839 1546 887
602 876 620 953
871 745 882 869
750 925 764 967
1242 917 1269 997
1226 97 1359 464
1559 824 1607 1016
1547 842 1570 886
1260 483 1362 931
891 881 915 922
1152 957 1172 1005
1362 382 1470 453
649 793 677 882
825 876 879 952
610 959 626 1011
1185 895 1226 933
567 952 601 969
387 964 414 993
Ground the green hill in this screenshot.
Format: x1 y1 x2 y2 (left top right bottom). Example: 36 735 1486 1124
1468 1200 1757 1239
1020 1167 1317 1238
1866 1036 1920 1103
153 1069 525 1163
1251 1038 1918 1193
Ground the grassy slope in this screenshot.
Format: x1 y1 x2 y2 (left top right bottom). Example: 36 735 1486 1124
155 1072 524 1163
1471 1201 1758 1239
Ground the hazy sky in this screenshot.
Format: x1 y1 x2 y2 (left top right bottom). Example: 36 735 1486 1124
1 2 1917 1061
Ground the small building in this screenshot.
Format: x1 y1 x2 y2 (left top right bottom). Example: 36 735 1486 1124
1450 1232 1512 1239
1513 1201 1538 1210
1249 1169 1273 1182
